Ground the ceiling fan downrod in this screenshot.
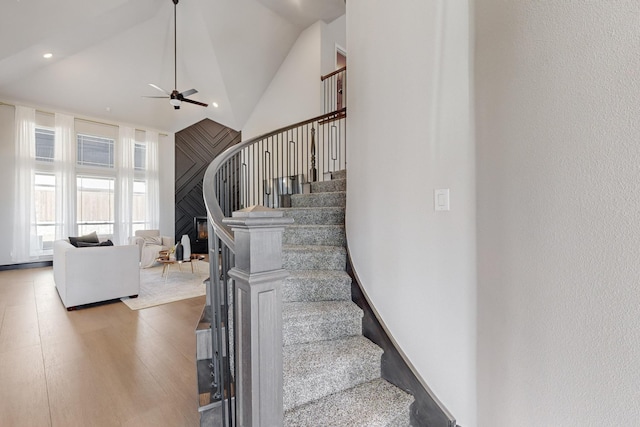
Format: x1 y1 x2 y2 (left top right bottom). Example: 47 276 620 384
144 0 208 110
173 0 178 93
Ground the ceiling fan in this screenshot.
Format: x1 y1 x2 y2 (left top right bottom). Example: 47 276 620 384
145 0 207 110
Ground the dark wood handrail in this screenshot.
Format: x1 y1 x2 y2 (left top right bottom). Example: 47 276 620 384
321 66 347 81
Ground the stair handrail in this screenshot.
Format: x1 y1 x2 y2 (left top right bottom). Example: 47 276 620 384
203 107 347 251
320 65 346 81
321 66 346 114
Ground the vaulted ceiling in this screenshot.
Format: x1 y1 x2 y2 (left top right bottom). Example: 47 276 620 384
0 0 344 133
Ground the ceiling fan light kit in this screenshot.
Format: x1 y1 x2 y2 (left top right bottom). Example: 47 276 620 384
144 0 208 110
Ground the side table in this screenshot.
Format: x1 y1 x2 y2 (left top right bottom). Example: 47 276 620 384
156 253 206 281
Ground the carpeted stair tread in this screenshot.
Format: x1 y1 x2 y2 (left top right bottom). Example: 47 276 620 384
283 335 383 411
280 207 345 225
283 245 346 271
332 169 347 180
291 191 346 208
283 224 346 246
283 270 352 302
283 301 363 345
284 378 414 427
311 178 346 193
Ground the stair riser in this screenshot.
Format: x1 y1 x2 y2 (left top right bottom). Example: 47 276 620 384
311 179 346 193
195 329 212 360
280 208 345 225
283 378 414 427
332 170 347 180
282 280 352 302
283 317 361 346
283 226 345 246
387 412 412 427
283 250 346 271
291 192 346 208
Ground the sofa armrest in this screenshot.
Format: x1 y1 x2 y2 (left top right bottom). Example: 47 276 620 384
129 236 144 260
161 236 175 247
53 240 74 303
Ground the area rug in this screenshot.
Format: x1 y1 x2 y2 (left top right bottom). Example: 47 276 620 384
121 261 209 310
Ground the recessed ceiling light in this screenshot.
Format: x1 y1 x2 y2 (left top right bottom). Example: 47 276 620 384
212 102 219 108
43 53 53 59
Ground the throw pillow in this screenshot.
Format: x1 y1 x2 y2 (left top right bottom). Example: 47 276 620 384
143 236 163 246
76 239 114 248
69 231 100 247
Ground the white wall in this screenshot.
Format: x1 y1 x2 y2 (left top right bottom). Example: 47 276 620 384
241 22 323 140
241 16 347 140
321 15 346 76
476 1 640 425
158 132 175 238
0 103 175 266
347 1 476 425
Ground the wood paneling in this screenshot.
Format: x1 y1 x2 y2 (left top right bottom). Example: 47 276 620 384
175 119 241 253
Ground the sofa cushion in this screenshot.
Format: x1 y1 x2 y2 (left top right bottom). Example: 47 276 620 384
69 231 100 247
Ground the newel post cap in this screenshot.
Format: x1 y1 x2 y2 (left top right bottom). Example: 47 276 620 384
222 205 294 273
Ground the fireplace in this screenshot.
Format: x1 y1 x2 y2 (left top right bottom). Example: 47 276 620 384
193 216 208 254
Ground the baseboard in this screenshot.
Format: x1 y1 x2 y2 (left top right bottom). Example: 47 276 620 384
0 260 53 271
346 248 457 427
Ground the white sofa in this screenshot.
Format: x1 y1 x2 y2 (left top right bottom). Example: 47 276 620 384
53 240 140 310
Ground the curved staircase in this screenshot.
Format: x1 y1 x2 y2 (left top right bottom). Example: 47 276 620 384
279 170 414 426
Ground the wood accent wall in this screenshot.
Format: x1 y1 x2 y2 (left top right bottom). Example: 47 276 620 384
175 119 241 253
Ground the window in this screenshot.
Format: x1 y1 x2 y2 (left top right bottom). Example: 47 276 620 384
77 176 115 236
135 143 146 171
77 134 114 168
35 127 54 162
34 173 56 252
16 120 159 262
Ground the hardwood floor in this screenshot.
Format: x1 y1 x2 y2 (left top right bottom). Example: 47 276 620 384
0 267 205 427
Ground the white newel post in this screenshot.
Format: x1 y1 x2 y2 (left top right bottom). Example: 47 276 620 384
222 205 293 427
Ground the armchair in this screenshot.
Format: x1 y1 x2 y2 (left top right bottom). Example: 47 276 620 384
53 240 139 310
129 230 174 268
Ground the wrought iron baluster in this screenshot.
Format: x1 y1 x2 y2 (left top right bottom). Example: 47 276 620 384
310 126 317 182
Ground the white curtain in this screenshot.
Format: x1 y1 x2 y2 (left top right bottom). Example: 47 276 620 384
116 126 135 245
12 106 37 262
54 113 76 240
145 131 160 230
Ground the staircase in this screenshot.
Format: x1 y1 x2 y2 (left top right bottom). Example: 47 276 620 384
279 170 414 426
200 80 457 424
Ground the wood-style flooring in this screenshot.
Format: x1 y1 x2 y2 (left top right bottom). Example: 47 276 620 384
0 266 205 427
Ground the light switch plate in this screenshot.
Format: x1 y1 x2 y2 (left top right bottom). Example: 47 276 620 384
434 189 450 211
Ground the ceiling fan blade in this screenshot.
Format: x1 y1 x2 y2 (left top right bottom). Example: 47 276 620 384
149 83 170 95
143 96 170 99
180 88 197 97
182 98 208 107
